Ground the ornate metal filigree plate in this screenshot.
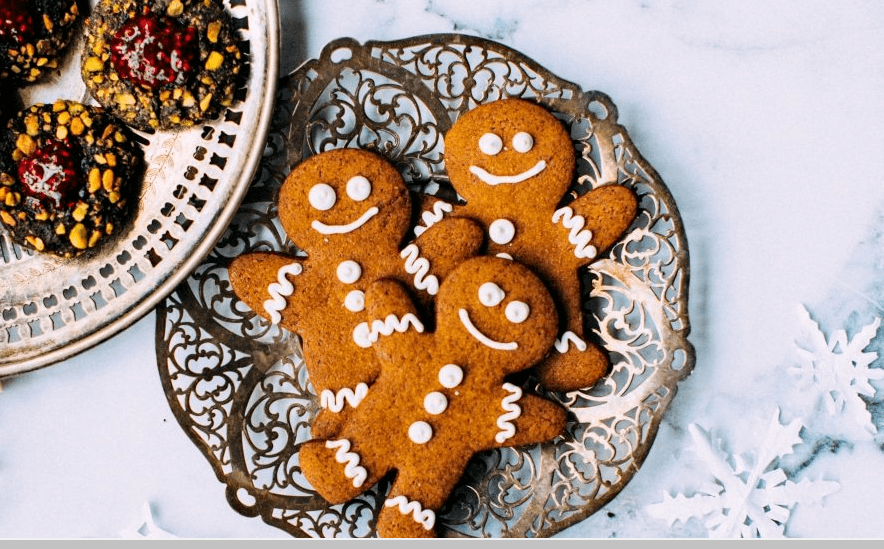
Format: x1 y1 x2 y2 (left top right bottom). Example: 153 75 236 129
155 34 694 538
0 0 279 377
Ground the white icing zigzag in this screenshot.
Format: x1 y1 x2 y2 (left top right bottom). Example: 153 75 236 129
320 383 369 412
413 201 452 236
325 439 368 488
495 382 523 443
384 496 436 530
553 330 588 353
551 206 598 259
352 313 425 348
263 263 303 324
400 244 440 296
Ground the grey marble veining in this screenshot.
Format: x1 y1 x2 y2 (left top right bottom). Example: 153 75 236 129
1 0 883 538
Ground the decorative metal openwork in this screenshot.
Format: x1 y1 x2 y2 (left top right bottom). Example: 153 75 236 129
156 34 694 538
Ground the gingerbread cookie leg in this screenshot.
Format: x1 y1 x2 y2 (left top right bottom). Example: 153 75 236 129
300 437 387 505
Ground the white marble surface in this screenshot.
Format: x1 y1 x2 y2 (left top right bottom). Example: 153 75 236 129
3 0 884 538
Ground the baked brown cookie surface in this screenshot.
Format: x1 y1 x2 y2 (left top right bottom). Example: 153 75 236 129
0 100 143 258
300 256 566 538
0 0 80 83
228 148 483 439
81 0 244 131
418 98 640 391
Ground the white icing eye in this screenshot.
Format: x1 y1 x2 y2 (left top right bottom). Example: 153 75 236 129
505 301 530 324
336 260 362 284
346 175 372 201
478 133 503 156
308 183 336 211
478 282 505 307
424 392 448 415
438 364 464 389
408 421 433 444
488 218 515 245
512 132 534 153
344 290 365 312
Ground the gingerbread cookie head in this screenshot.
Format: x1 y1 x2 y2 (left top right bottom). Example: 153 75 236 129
435 256 558 373
277 148 411 254
444 98 575 212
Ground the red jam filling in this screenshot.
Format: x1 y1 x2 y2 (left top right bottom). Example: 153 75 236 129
109 12 199 89
0 0 36 44
18 140 82 209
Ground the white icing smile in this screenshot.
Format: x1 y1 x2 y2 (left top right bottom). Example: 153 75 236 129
311 206 379 235
458 308 517 351
468 160 547 186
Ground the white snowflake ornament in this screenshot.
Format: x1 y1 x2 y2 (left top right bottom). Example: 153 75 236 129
791 305 884 436
647 408 839 538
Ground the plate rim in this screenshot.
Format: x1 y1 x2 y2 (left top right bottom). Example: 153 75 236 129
0 0 281 379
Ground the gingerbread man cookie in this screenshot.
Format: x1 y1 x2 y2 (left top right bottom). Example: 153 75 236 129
228 148 483 438
417 98 639 391
300 256 567 538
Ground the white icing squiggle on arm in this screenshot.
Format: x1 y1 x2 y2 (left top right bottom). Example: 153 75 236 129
320 383 369 412
352 313 425 348
554 331 588 353
385 496 435 530
413 201 453 236
495 382 523 443
400 244 440 295
263 263 303 324
458 309 518 351
552 206 597 259
325 439 367 488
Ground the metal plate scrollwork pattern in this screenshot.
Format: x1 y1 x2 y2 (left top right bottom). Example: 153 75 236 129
156 34 695 538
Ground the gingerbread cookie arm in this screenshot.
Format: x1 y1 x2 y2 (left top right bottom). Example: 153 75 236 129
552 184 638 260
355 279 427 361
486 384 567 448
412 195 456 238
406 216 485 290
228 252 309 333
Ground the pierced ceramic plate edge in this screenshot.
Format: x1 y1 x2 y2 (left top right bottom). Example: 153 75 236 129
0 0 280 378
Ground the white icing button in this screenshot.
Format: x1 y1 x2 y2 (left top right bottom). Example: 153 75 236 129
439 364 464 389
424 392 448 415
346 175 372 201
408 421 433 444
489 218 515 245
512 131 534 153
478 282 505 307
344 290 365 312
308 183 336 211
337 260 362 284
505 301 530 324
478 132 503 156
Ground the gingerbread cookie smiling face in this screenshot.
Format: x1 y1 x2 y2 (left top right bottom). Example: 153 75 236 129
435 256 557 370
444 98 574 215
277 148 410 253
